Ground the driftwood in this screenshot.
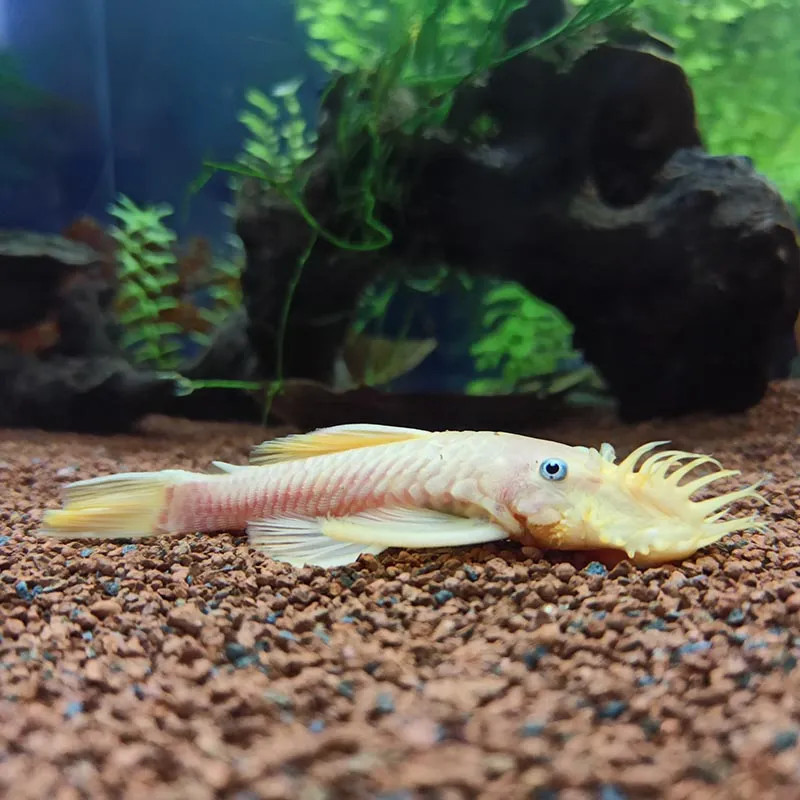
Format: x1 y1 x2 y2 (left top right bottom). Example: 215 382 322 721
235 30 800 423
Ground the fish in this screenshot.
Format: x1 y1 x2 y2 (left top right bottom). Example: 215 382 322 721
36 423 769 568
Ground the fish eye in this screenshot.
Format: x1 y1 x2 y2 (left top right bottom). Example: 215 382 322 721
540 458 568 481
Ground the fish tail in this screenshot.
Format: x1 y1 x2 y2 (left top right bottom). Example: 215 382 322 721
38 469 199 541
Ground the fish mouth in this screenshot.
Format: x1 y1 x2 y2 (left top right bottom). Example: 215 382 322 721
561 441 769 565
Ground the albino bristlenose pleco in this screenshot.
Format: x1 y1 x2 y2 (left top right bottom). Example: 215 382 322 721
38 424 768 568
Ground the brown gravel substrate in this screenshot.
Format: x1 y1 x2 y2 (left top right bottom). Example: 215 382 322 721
3 382 800 800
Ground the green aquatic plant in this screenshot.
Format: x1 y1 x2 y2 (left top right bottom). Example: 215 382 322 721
289 0 637 233
296 0 636 80
345 265 478 388
297 0 524 85
197 0 638 255
108 194 183 370
352 265 475 338
625 0 800 208
467 281 579 395
109 195 260 397
235 79 318 189
191 244 245 346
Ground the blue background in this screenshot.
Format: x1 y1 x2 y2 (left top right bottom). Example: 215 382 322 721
0 0 325 243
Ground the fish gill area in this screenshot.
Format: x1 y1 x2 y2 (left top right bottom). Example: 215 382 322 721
1 381 800 800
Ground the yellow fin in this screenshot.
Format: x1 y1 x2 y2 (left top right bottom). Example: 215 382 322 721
38 469 196 540
249 423 431 465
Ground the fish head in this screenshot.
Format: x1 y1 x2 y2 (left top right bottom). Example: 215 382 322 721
509 439 767 566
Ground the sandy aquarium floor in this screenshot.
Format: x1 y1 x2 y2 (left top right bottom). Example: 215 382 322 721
2 382 800 800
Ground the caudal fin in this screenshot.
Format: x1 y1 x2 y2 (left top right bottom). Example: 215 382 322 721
39 469 196 541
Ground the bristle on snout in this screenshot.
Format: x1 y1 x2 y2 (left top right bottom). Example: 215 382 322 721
601 441 769 560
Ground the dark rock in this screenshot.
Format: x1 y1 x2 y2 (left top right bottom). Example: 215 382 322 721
540 148 800 421
234 30 800 422
236 186 378 386
0 230 172 432
0 230 102 332
0 350 178 432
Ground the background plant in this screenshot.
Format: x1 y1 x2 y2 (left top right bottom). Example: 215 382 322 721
108 194 184 370
621 0 800 209
191 0 634 408
190 235 245 345
467 281 579 394
109 194 245 375
234 78 318 192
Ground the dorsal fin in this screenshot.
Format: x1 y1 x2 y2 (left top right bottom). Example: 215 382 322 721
209 460 248 474
249 423 432 465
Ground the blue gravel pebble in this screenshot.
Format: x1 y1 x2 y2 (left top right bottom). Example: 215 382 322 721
520 720 546 737
374 692 395 714
598 700 627 719
726 608 746 626
15 581 33 602
678 641 712 656
463 565 479 582
64 700 83 719
772 730 798 752
224 643 257 668
599 786 628 800
523 645 548 670
585 561 608 576
338 680 355 700
433 589 454 606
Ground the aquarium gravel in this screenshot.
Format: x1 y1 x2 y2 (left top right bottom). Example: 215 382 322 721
2 383 800 799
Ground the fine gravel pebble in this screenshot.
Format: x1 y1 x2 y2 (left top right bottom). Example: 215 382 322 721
2 382 800 800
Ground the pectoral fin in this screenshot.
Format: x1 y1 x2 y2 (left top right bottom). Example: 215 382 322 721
247 506 508 567
247 515 386 568
249 423 432 465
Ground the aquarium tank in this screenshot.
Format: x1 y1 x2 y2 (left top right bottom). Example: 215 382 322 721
5 4 800 796
0 0 798 432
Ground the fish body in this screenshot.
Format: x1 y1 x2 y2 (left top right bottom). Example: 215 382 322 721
38 423 767 568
